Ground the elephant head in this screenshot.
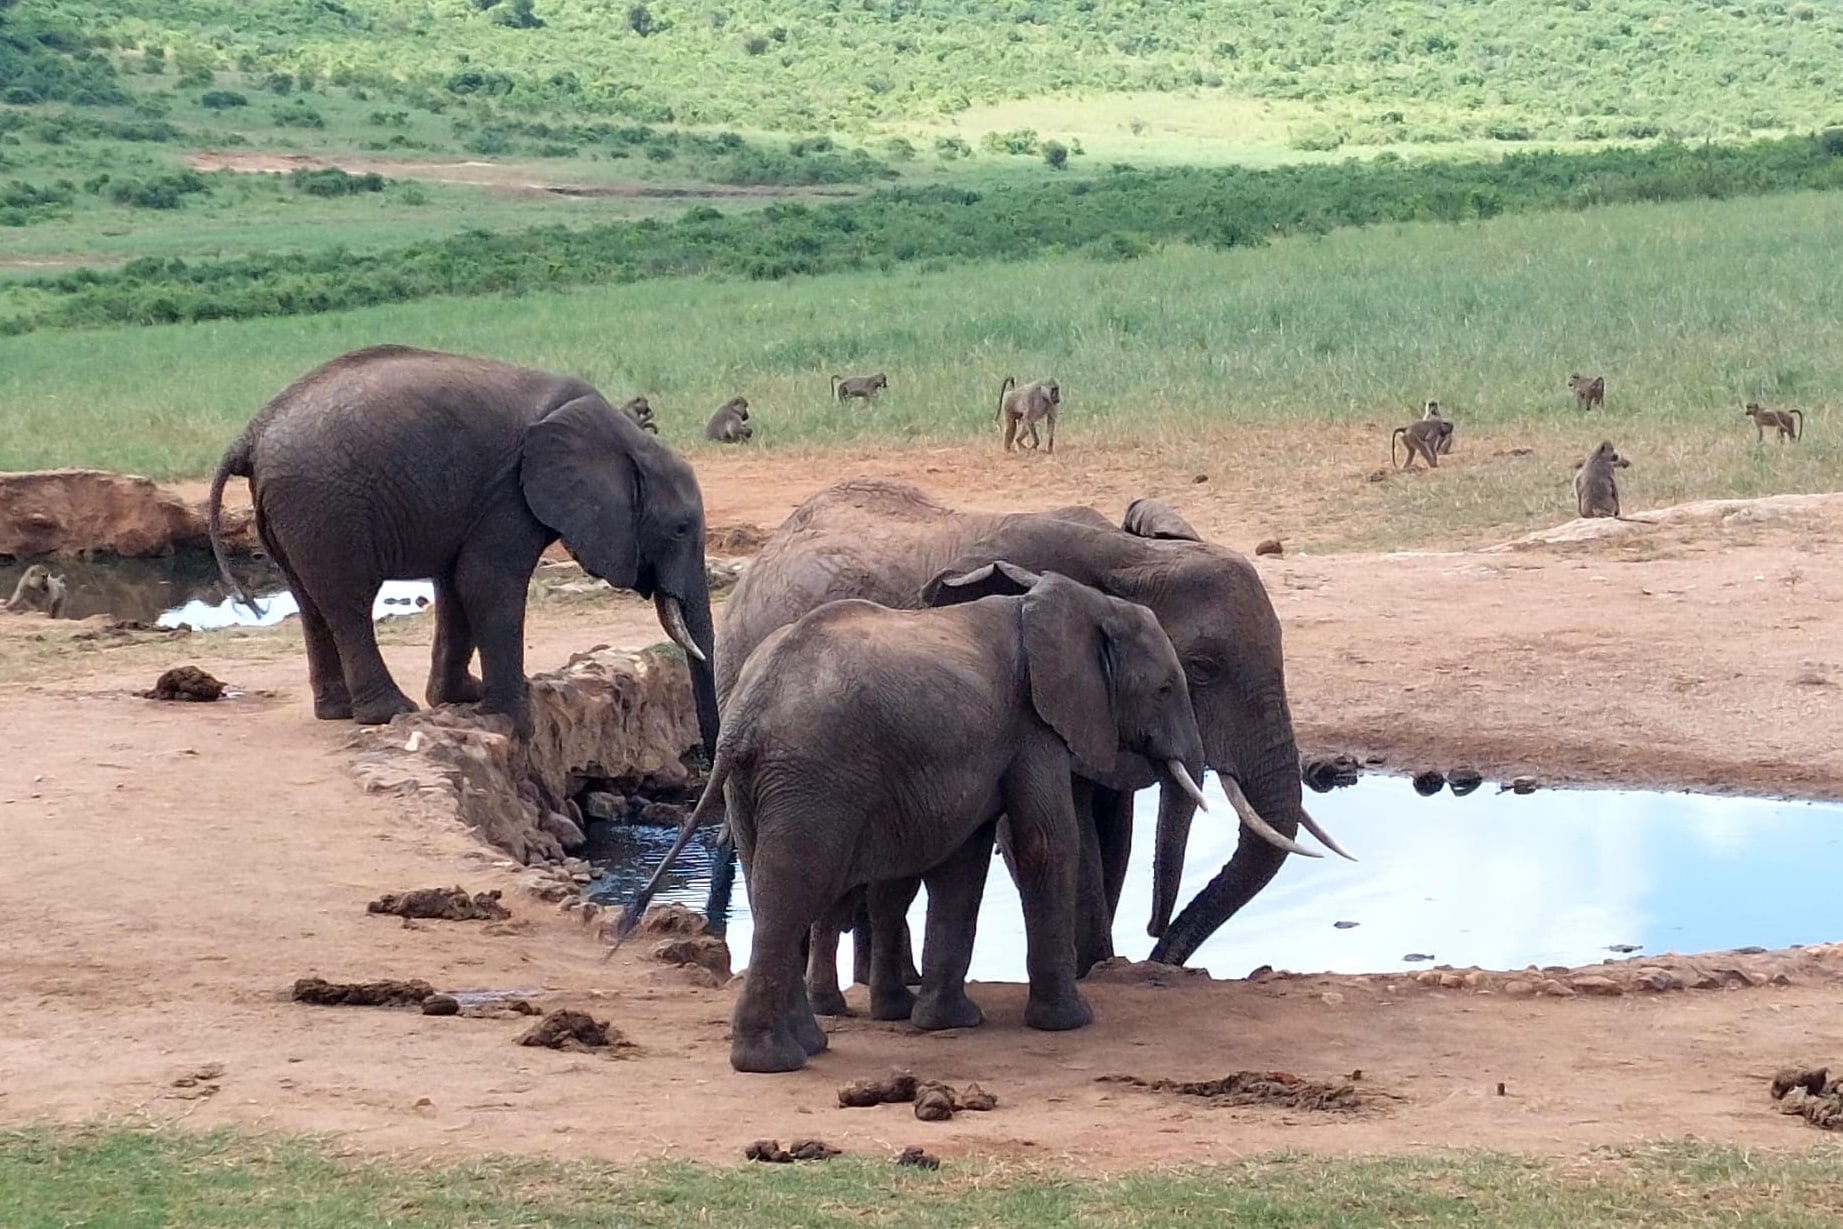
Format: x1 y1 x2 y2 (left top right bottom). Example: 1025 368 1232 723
521 395 721 756
924 520 1349 966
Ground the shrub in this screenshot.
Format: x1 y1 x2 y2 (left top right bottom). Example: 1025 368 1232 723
105 170 210 209
288 167 388 196
200 90 247 110
272 102 326 128
1043 139 1069 170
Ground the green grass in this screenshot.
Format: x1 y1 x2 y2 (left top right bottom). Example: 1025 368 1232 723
4 1127 1842 1229
48 0 1843 147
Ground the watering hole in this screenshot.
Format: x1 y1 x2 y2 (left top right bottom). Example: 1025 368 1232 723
0 550 434 629
586 773 1843 980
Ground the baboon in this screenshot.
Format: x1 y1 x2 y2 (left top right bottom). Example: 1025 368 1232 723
830 372 888 402
1422 399 1455 455
704 395 753 444
1743 401 1802 443
3 564 67 617
997 376 1060 453
1573 440 1631 518
1391 418 1452 470
1121 497 1202 542
1569 373 1606 412
616 395 657 434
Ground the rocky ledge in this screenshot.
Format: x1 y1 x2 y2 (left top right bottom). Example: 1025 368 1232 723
347 645 701 866
0 468 260 559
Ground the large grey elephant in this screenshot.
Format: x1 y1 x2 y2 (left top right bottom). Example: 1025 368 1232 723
206 345 720 751
709 479 1345 984
657 568 1207 1072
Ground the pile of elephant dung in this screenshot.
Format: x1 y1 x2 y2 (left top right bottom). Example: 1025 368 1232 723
142 665 225 701
1097 1070 1370 1113
1772 1067 1843 1130
838 1072 997 1122
744 1138 840 1164
517 1008 627 1052
366 886 511 922
292 977 435 1008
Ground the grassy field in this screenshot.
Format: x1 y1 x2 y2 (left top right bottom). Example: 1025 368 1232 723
5 188 1840 533
5 1126 1843 1229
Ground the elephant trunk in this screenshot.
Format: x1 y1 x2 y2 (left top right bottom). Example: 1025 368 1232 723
657 571 721 761
1147 778 1199 940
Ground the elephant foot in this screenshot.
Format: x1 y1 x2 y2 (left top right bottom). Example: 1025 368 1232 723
912 988 984 1032
427 673 485 706
351 691 418 726
729 1028 809 1074
312 695 354 720
478 694 534 741
869 983 917 1022
788 1003 829 1057
1025 991 1094 1032
807 982 852 1018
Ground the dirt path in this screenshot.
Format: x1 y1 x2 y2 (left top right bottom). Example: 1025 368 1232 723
6 451 1843 1167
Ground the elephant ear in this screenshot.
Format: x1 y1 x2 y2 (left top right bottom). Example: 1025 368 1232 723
921 559 1042 607
520 394 642 591
1020 573 1118 774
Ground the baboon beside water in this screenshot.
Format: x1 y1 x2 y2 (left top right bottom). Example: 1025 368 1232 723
704 396 753 444
1569 373 1606 412
1573 440 1631 519
616 396 657 434
1743 401 1803 443
1120 497 1202 542
3 564 67 617
997 376 1060 453
830 372 888 402
1391 416 1452 470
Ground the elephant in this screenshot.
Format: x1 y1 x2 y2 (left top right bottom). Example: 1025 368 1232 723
698 478 1346 1000
648 567 1208 1072
205 344 721 752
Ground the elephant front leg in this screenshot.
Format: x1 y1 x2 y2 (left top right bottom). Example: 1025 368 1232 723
425 577 485 707
1005 766 1093 1032
909 823 996 1032
452 551 533 738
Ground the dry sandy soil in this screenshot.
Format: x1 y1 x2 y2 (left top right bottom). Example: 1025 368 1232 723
3 443 1842 1168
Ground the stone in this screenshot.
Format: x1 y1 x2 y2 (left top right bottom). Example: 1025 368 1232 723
1632 967 1685 993
582 791 626 822
1537 979 1575 998
0 469 260 559
651 934 732 981
1501 979 1537 998
1570 975 1624 997
538 810 587 851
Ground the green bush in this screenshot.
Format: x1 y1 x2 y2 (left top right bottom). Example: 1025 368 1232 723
272 102 326 128
101 170 211 210
288 167 388 196
200 90 247 110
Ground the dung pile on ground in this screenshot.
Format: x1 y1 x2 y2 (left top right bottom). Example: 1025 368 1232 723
897 1146 940 1169
1772 1067 1842 1130
837 1072 995 1122
367 886 511 921
1099 1070 1368 1113
838 1071 919 1108
292 977 434 1008
745 1138 840 1163
517 1009 624 1052
143 665 225 701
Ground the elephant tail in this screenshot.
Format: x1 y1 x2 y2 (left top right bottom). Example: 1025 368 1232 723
609 750 736 949
207 432 265 617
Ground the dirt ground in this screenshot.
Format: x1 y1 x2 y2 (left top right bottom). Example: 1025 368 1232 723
4 443 1842 1168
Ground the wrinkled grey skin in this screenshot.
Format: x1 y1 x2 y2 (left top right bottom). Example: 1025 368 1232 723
1121 497 1202 543
714 478 1322 984
207 345 720 753
697 572 1204 1072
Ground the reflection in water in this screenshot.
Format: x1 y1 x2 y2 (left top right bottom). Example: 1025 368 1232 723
589 775 1843 982
159 579 437 630
0 549 285 624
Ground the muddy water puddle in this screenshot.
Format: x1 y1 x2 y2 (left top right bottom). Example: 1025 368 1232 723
589 774 1842 981
0 550 433 629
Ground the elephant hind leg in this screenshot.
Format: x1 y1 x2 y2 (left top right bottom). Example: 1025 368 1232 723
425 576 485 707
264 532 352 720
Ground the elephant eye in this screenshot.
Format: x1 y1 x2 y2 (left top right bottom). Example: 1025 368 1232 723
675 519 694 539
1187 658 1222 685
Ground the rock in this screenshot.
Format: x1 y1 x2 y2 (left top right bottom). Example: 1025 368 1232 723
1084 957 1209 986
143 666 226 702
1301 754 1362 793
1254 538 1283 557
539 810 587 851
637 800 688 827
1462 971 1490 989
1191 473 1209 484
1570 975 1624 997
1437 972 1466 989
635 903 710 938
1632 967 1685 993
1502 979 1537 998
651 934 732 981
1447 766 1483 796
0 469 259 559
581 791 626 822
1412 770 1445 796
896 1146 940 1170
1537 979 1576 998
1508 776 1539 795
421 994 461 1016
648 964 723 989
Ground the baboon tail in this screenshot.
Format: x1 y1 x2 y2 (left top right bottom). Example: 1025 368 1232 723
830 374 842 398
997 375 1015 420
1793 409 1804 440
207 432 263 617
612 752 735 945
1389 427 1404 469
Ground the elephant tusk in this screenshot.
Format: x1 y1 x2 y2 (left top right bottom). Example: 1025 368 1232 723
655 594 707 663
1223 776 1321 858
1165 760 1210 813
1298 811 1357 861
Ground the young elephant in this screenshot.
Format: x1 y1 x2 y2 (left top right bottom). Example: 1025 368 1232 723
643 567 1208 1073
